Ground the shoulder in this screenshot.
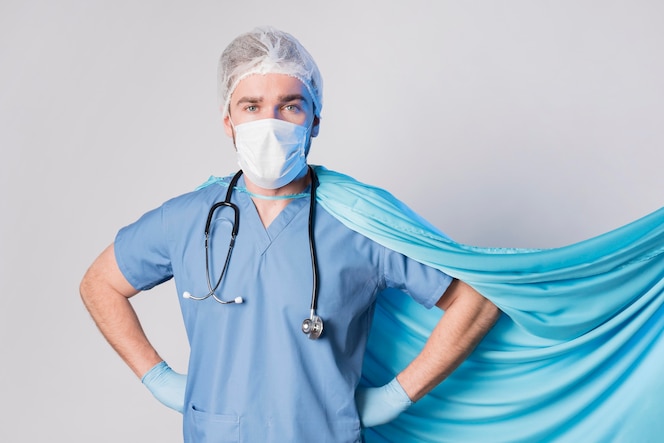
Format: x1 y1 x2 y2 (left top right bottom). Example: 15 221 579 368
161 175 234 211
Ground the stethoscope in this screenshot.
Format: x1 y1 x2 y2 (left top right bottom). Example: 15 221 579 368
182 166 324 340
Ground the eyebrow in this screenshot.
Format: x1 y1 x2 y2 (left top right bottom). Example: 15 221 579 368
234 94 309 105
278 94 309 104
236 96 263 105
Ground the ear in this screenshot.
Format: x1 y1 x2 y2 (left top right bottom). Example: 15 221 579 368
223 114 234 138
311 116 321 138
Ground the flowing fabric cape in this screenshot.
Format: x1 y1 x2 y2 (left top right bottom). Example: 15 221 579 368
313 166 664 443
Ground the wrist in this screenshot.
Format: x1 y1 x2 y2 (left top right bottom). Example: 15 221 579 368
135 352 164 378
394 374 417 402
388 377 413 406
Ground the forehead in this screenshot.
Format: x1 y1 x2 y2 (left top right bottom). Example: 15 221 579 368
230 73 312 104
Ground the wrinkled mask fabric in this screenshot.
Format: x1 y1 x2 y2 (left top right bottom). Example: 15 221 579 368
233 118 309 189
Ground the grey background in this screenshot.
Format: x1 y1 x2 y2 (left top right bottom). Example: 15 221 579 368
1 1 662 441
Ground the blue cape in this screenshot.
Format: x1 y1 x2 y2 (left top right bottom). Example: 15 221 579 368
314 166 664 442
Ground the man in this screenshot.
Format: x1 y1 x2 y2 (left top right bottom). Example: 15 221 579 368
80 27 500 442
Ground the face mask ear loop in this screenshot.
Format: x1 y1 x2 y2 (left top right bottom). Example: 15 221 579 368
228 116 238 147
303 118 315 156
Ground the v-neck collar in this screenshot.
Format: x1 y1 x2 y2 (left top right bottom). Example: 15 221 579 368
235 176 311 254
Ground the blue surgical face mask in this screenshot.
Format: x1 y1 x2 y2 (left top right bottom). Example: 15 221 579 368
232 118 309 189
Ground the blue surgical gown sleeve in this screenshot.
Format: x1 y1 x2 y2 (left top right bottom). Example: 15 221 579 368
382 247 452 309
115 204 173 291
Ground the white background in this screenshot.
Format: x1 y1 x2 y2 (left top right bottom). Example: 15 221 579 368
1 1 662 441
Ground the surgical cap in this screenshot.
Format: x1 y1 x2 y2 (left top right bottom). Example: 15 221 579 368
218 27 323 117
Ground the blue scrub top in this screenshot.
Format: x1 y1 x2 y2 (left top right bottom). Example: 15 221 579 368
115 174 452 443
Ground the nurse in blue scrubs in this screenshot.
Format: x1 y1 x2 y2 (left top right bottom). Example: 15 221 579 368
80 27 500 443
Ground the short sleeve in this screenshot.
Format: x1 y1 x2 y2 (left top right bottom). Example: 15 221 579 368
114 205 174 291
382 248 453 309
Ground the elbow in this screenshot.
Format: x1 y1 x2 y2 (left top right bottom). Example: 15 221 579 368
79 268 95 307
480 296 501 327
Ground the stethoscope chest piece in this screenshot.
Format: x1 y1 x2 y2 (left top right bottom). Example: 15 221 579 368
302 313 324 340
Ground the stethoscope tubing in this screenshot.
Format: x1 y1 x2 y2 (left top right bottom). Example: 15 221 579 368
188 167 324 338
307 167 320 312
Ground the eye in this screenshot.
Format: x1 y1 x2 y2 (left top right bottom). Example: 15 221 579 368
283 104 300 113
244 105 258 112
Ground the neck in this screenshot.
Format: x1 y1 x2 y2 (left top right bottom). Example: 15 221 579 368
244 168 311 227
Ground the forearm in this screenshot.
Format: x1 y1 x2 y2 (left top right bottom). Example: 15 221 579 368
81 288 162 378
80 244 186 414
80 245 162 379
397 279 500 401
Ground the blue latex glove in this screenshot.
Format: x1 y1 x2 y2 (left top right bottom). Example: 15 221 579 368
355 377 413 428
141 361 187 413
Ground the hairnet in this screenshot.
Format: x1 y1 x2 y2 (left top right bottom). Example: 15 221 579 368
218 27 323 117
